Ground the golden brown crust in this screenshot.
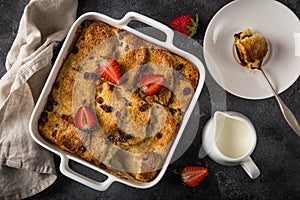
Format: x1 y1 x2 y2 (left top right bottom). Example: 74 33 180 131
38 20 200 183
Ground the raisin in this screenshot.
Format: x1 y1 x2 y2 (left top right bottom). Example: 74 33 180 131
62 140 72 150
125 134 133 140
46 103 53 112
38 117 48 125
117 129 123 135
83 20 91 28
119 34 124 40
169 108 177 115
119 137 126 143
97 97 104 104
41 116 48 123
84 72 89 79
72 46 79 54
113 51 119 58
100 163 107 169
48 95 54 102
80 145 86 152
100 105 112 113
142 156 149 161
175 63 184 70
41 111 48 118
54 82 60 89
183 87 191 95
139 103 149 112
38 120 44 126
125 45 130 52
61 114 68 120
46 96 58 107
72 67 79 72
109 84 114 91
115 111 121 118
156 132 162 139
52 130 58 138
113 139 118 145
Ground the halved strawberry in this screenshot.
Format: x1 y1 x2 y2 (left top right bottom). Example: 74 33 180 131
181 166 208 187
97 57 121 85
141 74 166 96
74 106 97 131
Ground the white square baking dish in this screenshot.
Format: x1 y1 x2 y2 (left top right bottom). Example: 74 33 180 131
29 12 205 190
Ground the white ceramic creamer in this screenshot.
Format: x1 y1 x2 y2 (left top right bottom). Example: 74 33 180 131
200 111 260 179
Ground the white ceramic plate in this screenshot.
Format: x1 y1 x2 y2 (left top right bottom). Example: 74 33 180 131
204 0 300 99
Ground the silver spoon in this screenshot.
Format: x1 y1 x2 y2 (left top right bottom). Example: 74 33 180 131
234 37 300 136
256 68 300 136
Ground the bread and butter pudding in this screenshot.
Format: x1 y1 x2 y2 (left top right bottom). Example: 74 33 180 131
234 28 268 72
38 20 199 183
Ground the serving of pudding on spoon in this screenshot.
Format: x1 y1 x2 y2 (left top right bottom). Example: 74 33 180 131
234 28 300 136
234 28 268 72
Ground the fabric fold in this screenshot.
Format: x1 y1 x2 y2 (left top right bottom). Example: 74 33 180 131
0 0 78 199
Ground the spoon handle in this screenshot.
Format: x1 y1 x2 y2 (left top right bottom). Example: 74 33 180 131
260 69 300 136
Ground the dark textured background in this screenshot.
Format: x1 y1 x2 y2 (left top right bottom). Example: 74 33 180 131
1 0 300 199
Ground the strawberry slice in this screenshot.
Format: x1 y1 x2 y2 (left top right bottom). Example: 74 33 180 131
181 166 208 187
97 57 121 85
74 106 97 131
141 74 165 96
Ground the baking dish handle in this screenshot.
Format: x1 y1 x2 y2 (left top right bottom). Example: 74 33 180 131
59 155 114 191
119 11 174 44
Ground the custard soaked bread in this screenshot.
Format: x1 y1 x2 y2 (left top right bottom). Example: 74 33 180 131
38 20 199 182
234 28 268 72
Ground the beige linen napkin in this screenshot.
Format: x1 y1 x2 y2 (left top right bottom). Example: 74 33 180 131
0 0 78 199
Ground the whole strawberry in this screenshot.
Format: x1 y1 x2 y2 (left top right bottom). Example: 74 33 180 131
170 14 199 37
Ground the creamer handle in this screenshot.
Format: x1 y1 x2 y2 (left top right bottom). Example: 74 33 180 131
119 11 174 45
59 155 114 191
240 156 260 179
